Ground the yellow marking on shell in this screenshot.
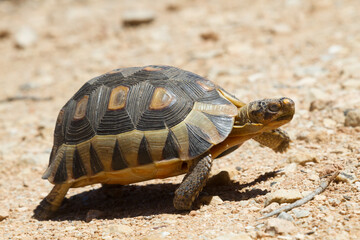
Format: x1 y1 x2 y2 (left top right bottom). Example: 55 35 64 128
144 128 169 161
218 89 245 108
196 80 215 91
155 159 188 179
116 130 144 167
91 135 117 171
170 121 189 160
184 110 222 144
143 66 162 71
43 145 66 182
65 145 76 180
149 87 175 110
74 95 89 120
108 86 129 110
75 140 92 176
193 101 238 117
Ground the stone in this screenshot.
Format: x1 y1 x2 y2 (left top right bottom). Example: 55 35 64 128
328 45 345 55
199 195 223 206
85 209 104 222
14 27 37 49
207 169 236 186
265 218 297 234
283 163 297 175
355 182 360 191
344 109 360 127
292 208 310 218
200 31 219 41
336 172 357 184
342 79 360 89
309 100 334 111
277 211 294 221
287 153 318 165
122 10 155 27
308 172 320 182
260 202 280 214
215 232 252 240
265 189 302 206
328 198 341 207
0 208 9 221
107 224 133 234
269 23 292 34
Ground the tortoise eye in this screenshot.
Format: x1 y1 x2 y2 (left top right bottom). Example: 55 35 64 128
269 103 281 112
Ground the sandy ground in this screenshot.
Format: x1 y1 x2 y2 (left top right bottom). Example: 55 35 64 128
0 0 359 239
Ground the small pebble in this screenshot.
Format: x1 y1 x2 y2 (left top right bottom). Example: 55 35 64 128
122 10 155 27
265 189 302 206
0 208 9 221
207 169 236 186
309 100 334 111
336 172 356 184
342 79 360 89
278 211 294 221
344 109 360 127
354 182 360 191
283 163 297 174
200 31 219 41
328 198 341 207
265 218 297 234
292 208 310 218
107 223 133 234
199 195 223 206
287 153 318 165
14 26 37 49
260 202 279 214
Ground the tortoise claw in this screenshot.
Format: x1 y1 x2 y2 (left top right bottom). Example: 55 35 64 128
33 199 56 220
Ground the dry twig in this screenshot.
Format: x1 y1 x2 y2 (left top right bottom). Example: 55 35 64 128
257 170 339 220
0 96 52 103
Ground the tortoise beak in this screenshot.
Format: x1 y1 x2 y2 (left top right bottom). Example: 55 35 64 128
276 97 295 121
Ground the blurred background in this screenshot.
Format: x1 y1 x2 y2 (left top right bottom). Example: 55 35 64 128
0 0 359 239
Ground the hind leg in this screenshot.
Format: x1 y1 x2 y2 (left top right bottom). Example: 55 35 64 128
173 155 213 210
33 183 71 220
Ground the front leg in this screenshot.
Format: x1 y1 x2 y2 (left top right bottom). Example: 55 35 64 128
253 128 290 153
173 155 213 210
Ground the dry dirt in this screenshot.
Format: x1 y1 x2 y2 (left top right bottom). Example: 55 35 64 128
0 0 360 239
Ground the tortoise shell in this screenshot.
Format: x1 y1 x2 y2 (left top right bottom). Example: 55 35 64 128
43 65 239 187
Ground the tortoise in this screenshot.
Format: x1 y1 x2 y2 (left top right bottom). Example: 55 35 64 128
34 65 295 219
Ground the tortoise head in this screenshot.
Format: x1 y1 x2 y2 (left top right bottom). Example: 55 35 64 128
235 97 295 132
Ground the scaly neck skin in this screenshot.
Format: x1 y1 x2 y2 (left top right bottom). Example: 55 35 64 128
234 105 250 126
210 105 262 159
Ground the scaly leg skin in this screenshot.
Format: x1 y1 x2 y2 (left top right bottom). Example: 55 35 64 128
253 128 290 153
33 183 71 220
173 155 213 210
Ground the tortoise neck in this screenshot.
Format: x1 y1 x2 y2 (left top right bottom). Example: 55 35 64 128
234 105 250 126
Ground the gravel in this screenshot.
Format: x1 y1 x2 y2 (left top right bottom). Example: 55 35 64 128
0 0 359 239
